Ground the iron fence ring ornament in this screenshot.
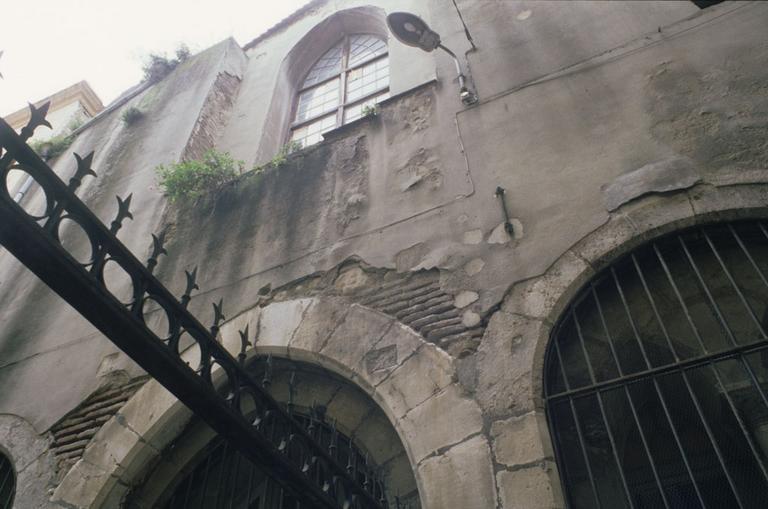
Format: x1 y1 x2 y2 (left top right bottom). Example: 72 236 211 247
0 110 387 509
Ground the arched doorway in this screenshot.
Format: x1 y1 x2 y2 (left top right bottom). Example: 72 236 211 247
129 357 420 509
545 220 768 508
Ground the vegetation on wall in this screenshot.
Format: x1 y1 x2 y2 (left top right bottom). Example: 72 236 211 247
252 141 303 174
121 106 144 125
142 44 191 83
30 133 75 161
156 149 244 202
361 104 380 117
268 141 302 169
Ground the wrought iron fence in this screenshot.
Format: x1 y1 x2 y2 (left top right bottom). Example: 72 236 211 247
0 106 387 509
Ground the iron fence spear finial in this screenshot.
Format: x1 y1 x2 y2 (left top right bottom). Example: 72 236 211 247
181 266 199 308
69 152 96 192
238 325 250 364
146 230 168 274
262 354 273 388
20 102 52 141
210 299 225 339
110 194 133 234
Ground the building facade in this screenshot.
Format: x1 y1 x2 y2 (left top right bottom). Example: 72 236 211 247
1 1 768 508
3 81 104 203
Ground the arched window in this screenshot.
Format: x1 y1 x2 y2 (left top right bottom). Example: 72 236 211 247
136 358 420 508
290 34 389 148
0 452 15 508
162 413 380 508
545 221 768 508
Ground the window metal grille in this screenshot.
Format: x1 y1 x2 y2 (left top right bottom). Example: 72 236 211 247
0 453 15 509
545 221 768 509
163 413 378 509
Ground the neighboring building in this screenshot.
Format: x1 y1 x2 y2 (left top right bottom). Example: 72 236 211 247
3 80 104 142
1 1 767 508
3 81 103 200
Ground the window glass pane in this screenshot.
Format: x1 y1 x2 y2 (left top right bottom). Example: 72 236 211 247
343 91 389 123
346 56 389 103
295 78 340 122
290 114 337 148
348 34 387 67
302 41 343 88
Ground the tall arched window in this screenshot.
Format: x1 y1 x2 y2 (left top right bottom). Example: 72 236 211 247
0 452 15 509
290 34 389 148
545 221 768 508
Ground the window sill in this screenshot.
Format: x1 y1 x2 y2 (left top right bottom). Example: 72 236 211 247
320 78 438 143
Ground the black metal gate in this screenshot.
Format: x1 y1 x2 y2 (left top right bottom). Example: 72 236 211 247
545 221 768 508
0 109 387 509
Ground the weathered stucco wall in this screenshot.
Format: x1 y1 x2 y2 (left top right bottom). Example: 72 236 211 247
0 38 246 433
1 1 767 508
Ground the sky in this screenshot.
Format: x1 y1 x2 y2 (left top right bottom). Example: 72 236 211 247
0 0 312 115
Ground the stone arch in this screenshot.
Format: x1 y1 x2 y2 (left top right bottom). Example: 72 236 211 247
0 414 56 508
477 183 768 508
53 297 495 509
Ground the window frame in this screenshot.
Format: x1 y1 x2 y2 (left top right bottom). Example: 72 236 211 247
289 34 389 146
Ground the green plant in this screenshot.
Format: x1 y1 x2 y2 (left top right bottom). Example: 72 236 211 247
142 44 191 83
121 106 144 125
67 116 85 132
156 149 244 202
361 104 380 117
272 140 302 167
30 133 75 161
254 141 302 173
175 44 191 62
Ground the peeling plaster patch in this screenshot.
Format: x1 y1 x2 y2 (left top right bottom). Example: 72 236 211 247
401 91 433 133
395 243 430 272
644 58 768 172
334 266 372 294
334 135 370 234
462 310 481 328
516 10 532 20
602 157 700 211
395 148 443 193
457 214 469 224
464 258 485 276
463 229 483 245
454 291 479 308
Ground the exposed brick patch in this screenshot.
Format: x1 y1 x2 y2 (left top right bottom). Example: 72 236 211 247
182 72 241 161
357 274 484 357
260 260 486 358
50 377 147 477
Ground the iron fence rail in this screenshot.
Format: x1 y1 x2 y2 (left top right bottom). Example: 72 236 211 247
0 112 387 509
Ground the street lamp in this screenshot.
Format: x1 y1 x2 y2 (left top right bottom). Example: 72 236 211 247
387 12 478 105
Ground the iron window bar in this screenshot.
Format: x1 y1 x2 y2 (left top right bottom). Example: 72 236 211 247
0 110 387 509
163 405 383 508
0 453 14 509
545 221 768 508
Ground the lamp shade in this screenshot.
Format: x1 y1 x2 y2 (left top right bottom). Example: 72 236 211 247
386 12 441 52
